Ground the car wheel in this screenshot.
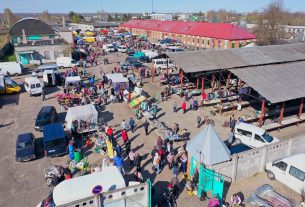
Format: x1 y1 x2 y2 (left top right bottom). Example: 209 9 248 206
234 138 241 144
267 170 275 180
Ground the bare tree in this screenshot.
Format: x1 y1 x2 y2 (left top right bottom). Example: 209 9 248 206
254 0 285 45
40 10 51 21
3 8 18 27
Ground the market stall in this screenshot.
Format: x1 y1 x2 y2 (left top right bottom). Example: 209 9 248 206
106 73 129 90
65 104 98 133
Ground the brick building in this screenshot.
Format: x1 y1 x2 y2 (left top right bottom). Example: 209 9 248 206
121 20 256 49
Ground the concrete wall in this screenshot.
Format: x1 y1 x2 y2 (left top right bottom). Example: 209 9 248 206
57 31 74 44
211 135 305 182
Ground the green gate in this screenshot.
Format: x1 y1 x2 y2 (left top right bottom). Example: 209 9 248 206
197 164 224 203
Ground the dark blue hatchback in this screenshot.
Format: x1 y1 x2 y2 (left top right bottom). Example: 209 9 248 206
16 133 36 162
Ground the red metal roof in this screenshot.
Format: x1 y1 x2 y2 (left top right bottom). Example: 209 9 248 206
121 20 255 40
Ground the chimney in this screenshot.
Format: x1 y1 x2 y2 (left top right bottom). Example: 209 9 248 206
22 29 27 44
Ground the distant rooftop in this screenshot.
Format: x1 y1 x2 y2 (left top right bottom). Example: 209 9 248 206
9 18 55 36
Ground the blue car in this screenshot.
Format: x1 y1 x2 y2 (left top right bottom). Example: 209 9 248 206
16 133 36 162
43 124 67 157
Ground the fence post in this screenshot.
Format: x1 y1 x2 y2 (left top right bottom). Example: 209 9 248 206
231 154 238 182
287 139 293 156
260 147 267 172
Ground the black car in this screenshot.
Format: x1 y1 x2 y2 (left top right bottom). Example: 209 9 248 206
125 56 138 64
138 56 150 63
126 49 135 56
16 133 36 162
35 106 57 131
132 61 144 68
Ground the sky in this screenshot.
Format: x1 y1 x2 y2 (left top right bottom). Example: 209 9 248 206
0 0 305 13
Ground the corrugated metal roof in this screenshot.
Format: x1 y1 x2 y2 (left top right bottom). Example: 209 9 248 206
230 61 305 103
121 20 255 40
166 43 305 73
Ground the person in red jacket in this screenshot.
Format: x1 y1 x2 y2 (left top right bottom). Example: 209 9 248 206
121 129 129 144
182 101 187 114
107 126 114 143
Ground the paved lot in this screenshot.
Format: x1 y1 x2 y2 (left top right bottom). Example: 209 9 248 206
1 51 305 206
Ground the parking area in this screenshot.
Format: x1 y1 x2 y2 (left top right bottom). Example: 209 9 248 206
1 50 305 207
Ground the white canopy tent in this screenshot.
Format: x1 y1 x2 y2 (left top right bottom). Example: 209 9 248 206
186 125 231 166
65 104 98 130
106 73 128 83
65 76 81 87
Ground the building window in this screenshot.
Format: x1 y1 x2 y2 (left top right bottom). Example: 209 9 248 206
192 37 195 43
207 38 210 45
44 51 50 60
231 41 235 48
239 41 243 48
202 38 205 45
197 38 199 44
218 40 221 49
224 40 228 49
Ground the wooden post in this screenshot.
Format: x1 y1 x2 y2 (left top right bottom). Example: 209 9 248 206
259 99 265 127
218 71 222 90
226 72 231 90
180 71 183 97
279 102 285 124
196 78 199 89
211 74 215 92
298 98 304 119
151 63 154 83
201 77 204 95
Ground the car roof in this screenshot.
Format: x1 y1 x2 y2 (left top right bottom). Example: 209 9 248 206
39 106 55 114
279 154 305 170
235 122 265 135
17 133 33 142
43 123 65 141
25 77 41 84
37 64 58 69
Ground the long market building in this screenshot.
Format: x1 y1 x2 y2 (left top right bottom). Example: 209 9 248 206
166 43 305 131
121 20 256 49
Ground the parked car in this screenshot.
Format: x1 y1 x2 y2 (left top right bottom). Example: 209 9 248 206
16 133 36 162
132 61 143 68
125 56 138 64
118 45 127 53
43 124 67 157
35 106 57 131
265 154 305 194
152 58 174 70
138 55 150 63
234 123 279 148
24 77 42 96
0 62 23 76
121 63 132 71
126 48 135 56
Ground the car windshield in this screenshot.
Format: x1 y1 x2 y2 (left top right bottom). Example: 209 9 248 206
17 140 32 149
37 113 50 121
46 139 66 148
262 132 274 143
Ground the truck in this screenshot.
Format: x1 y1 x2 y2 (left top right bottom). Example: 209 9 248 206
56 57 79 68
37 166 151 207
0 75 21 94
0 62 23 76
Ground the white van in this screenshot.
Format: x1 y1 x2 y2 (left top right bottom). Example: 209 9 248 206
43 70 56 86
37 166 126 207
234 122 279 148
0 62 23 75
266 154 305 194
32 64 58 78
56 57 79 68
153 58 174 70
24 77 42 96
118 45 127 53
103 44 115 52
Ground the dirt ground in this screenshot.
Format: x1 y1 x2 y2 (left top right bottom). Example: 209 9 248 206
0 51 304 207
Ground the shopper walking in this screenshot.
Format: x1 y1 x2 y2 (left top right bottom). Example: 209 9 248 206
182 101 187 114
143 120 150 135
128 150 136 167
197 114 202 128
172 100 177 113
129 117 136 133
121 129 129 144
153 152 161 174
